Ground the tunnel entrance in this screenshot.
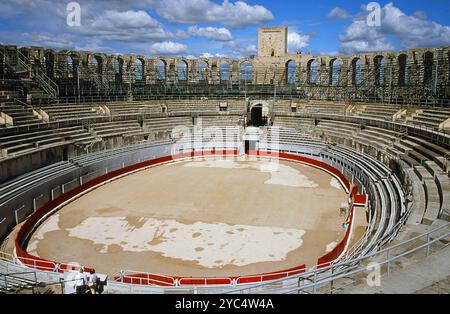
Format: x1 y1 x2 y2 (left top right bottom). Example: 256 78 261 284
250 105 265 127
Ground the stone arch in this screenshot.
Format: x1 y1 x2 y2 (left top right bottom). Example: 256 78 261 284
114 57 124 83
240 60 253 81
330 58 341 86
374 55 385 86
220 61 231 81
177 60 188 81
156 59 166 81
307 59 319 84
92 55 103 76
398 54 409 86
286 60 296 85
423 51 434 86
134 58 145 81
44 50 55 78
351 57 363 86
67 53 79 79
198 60 209 81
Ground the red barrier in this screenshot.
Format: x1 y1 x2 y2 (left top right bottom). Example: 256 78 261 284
15 150 360 286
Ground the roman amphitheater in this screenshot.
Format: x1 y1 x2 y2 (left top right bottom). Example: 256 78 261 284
0 26 449 294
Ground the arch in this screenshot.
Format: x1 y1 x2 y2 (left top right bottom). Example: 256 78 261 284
44 51 55 78
374 55 385 86
114 57 124 83
286 60 297 85
67 55 78 78
220 61 230 81
92 55 102 75
250 104 264 127
135 58 144 81
351 58 363 86
240 61 253 81
398 54 409 86
177 60 188 81
330 59 341 86
423 51 434 86
308 59 319 84
156 59 166 81
198 61 208 81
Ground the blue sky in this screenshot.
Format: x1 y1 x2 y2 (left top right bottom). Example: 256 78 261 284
0 0 449 58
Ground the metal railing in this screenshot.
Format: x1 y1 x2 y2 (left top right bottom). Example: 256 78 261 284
223 222 449 294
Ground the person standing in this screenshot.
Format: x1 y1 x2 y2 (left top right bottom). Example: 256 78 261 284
73 268 87 294
88 269 98 294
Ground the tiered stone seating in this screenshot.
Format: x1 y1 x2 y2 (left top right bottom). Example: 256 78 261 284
89 121 148 140
39 103 104 121
198 115 241 127
144 116 193 140
273 116 315 131
354 104 401 121
314 120 360 140
304 102 347 115
226 100 246 115
107 101 163 116
0 126 96 159
410 108 450 130
167 101 218 115
0 102 41 127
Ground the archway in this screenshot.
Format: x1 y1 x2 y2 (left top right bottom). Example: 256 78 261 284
330 59 341 86
177 60 188 81
374 56 385 86
135 58 144 81
198 61 208 81
308 60 319 84
423 51 433 86
286 60 296 85
250 104 264 127
398 54 408 86
240 61 253 82
156 60 166 81
352 58 362 86
220 61 230 81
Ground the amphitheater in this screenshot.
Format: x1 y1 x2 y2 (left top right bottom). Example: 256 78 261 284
0 26 449 294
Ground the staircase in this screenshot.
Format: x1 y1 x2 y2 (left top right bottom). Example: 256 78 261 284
0 47 59 99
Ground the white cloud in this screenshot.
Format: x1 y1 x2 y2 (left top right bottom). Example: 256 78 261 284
187 26 233 41
150 0 274 28
150 41 187 55
79 10 173 42
328 7 353 20
200 52 228 58
339 2 450 53
288 32 310 53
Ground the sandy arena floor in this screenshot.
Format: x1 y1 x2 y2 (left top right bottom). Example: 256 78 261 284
27 156 354 277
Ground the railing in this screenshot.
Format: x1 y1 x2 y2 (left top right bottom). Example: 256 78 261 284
0 48 59 98
224 222 449 294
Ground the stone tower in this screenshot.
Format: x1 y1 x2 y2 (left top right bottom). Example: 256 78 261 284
258 27 288 57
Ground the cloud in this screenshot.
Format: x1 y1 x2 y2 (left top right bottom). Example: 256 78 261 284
328 7 353 20
338 2 450 53
187 26 233 41
150 41 188 55
288 31 310 53
200 52 228 58
150 0 274 28
78 10 173 42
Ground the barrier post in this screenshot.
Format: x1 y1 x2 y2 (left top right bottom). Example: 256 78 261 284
312 270 317 294
387 249 391 276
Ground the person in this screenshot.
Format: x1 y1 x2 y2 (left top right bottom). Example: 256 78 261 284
73 268 88 294
88 269 98 294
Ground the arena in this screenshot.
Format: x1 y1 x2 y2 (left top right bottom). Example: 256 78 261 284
0 7 449 294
